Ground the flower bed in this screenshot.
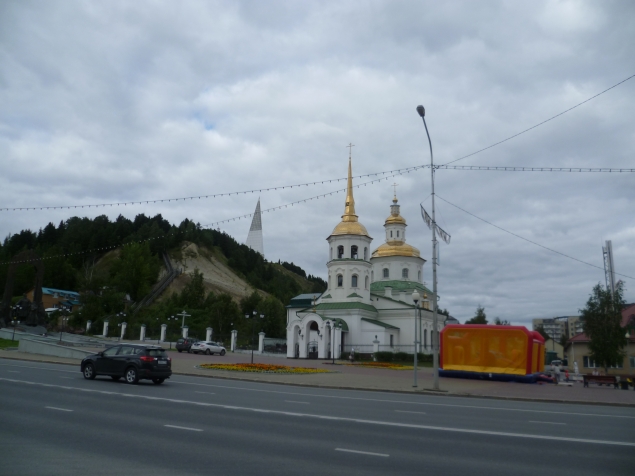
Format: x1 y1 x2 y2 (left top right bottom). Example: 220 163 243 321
198 363 332 374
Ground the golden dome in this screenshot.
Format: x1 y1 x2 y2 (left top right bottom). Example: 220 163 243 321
329 155 370 238
332 220 370 236
371 242 421 258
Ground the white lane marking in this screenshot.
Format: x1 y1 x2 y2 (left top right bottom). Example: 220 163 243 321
46 406 73 412
170 379 635 420
336 448 389 457
60 377 73 379
529 421 566 425
7 370 20 373
195 391 216 395
285 400 310 404
395 410 426 415
0 363 77 374
2 377 634 448
165 425 203 432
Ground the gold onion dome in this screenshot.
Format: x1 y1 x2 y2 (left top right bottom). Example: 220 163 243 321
330 156 370 237
371 195 421 258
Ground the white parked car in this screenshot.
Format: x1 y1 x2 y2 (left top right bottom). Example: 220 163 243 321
191 341 226 356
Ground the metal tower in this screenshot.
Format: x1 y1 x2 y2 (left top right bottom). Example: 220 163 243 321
246 199 264 257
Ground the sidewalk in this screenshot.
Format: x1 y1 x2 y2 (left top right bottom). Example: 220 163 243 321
2 349 635 407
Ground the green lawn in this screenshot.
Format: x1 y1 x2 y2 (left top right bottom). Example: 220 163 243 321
0 338 19 349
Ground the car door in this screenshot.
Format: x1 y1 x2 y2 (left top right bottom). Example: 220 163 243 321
211 342 222 353
95 346 120 374
111 345 135 375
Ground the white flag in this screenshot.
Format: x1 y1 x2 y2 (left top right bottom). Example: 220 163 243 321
421 205 451 244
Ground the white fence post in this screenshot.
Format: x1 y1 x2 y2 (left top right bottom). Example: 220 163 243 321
140 324 146 341
160 324 167 342
231 330 237 352
102 320 109 337
258 332 265 353
206 327 213 341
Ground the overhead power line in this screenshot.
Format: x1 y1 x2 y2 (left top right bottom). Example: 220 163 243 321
435 194 635 281
441 72 635 166
438 165 635 172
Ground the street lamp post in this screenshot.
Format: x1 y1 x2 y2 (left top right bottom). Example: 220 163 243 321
58 307 69 344
416 105 441 391
245 311 264 364
412 291 421 388
10 304 22 342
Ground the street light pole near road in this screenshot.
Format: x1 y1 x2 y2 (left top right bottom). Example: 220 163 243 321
412 291 420 388
416 105 440 391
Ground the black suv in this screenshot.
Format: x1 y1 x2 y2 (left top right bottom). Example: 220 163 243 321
175 337 199 353
81 344 172 384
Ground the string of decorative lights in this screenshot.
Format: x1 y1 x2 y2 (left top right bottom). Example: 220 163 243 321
201 171 408 229
0 170 409 265
435 194 635 281
0 165 425 212
2 161 632 212
437 165 635 172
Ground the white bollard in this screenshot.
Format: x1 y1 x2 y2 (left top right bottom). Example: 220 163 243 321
140 324 146 341
160 324 167 342
182 326 188 338
258 332 265 353
231 329 237 352
120 322 127 341
206 327 213 341
103 320 109 337
86 320 92 333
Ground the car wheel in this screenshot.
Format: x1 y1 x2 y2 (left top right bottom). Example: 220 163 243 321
125 367 139 384
205 349 211 355
152 378 165 385
111 376 121 381
83 363 96 380
220 349 226 356
177 349 182 353
187 348 192 353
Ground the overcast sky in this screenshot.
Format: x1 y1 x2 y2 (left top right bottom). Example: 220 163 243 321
1 0 633 325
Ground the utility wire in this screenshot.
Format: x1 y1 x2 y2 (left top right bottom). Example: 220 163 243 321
441 73 635 167
438 165 635 172
435 194 635 281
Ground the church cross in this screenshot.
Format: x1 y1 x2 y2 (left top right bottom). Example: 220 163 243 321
392 182 398 196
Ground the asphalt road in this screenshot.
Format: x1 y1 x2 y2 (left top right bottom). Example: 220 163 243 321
1 360 634 476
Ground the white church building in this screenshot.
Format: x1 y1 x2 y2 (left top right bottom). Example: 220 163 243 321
286 157 445 359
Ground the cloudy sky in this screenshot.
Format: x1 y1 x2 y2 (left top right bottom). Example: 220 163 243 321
1 0 634 325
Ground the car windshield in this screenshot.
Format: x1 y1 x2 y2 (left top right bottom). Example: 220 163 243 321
177 339 184 344
146 349 167 357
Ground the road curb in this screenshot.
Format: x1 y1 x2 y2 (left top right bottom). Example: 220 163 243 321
2 353 634 408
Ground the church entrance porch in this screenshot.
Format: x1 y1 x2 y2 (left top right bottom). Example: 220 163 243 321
307 340 318 359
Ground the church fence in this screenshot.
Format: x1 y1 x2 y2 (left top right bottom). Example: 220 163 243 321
344 344 433 355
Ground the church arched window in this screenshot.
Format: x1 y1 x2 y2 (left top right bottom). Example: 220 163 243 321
390 231 393 238
351 274 358 287
328 276 331 289
402 268 409 279
351 245 358 259
371 270 374 282
365 276 369 289
363 247 368 260
337 274 343 287
337 246 344 259
424 329 428 350
383 268 389 278
330 247 333 260
418 270 421 282
397 231 400 237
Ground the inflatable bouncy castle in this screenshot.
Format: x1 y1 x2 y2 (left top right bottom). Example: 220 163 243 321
440 325 545 383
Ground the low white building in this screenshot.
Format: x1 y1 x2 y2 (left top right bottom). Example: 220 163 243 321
286 157 445 359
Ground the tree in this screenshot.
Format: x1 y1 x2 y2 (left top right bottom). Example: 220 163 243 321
110 242 159 301
493 317 511 326
580 282 627 373
465 305 487 324
535 325 550 341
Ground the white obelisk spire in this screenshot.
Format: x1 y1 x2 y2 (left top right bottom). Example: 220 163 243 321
246 198 264 256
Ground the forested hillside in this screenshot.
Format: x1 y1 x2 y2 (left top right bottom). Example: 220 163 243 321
0 214 326 340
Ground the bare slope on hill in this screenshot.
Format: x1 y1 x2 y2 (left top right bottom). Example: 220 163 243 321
162 242 260 302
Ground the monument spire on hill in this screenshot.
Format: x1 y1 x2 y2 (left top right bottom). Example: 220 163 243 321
245 198 264 257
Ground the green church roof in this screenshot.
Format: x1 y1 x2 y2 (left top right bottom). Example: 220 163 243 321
361 317 400 330
370 280 432 294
